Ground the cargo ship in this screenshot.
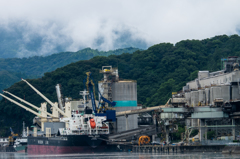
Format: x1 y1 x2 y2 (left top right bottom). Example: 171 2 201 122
27 130 120 154
27 110 120 154
26 69 119 154
0 66 139 154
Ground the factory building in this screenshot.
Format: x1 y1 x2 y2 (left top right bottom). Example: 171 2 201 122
180 56 240 108
169 56 240 141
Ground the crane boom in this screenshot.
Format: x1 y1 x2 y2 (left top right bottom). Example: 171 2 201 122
21 79 67 117
3 91 54 117
56 84 64 110
0 93 43 117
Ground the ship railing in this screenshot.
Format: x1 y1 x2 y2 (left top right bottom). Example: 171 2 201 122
200 140 233 145
72 130 87 135
64 128 109 135
48 137 68 141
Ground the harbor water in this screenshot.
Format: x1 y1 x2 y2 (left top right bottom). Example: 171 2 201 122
0 152 239 159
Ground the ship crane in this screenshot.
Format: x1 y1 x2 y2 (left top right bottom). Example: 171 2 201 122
21 79 68 117
3 91 54 117
0 91 60 131
56 84 64 111
0 93 44 117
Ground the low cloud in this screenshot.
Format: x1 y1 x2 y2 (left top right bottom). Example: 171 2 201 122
0 0 240 57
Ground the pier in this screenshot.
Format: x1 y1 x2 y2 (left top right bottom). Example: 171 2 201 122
132 145 225 153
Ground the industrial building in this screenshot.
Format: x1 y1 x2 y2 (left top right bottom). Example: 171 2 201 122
98 66 138 132
3 58 240 147
168 56 240 142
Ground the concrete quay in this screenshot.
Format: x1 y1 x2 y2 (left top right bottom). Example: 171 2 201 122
132 145 225 153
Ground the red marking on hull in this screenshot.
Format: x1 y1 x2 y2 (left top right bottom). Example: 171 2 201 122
28 145 107 154
16 149 25 153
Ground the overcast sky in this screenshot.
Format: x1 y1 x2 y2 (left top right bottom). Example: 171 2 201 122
0 0 240 57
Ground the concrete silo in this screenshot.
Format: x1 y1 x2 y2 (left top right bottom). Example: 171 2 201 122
112 81 138 132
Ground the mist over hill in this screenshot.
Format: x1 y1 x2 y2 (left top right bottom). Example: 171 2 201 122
0 24 148 58
0 47 139 99
1 34 240 135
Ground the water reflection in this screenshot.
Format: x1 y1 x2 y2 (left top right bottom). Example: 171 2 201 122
0 152 240 159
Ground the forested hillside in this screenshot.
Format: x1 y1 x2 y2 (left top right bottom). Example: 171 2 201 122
0 47 139 98
1 34 240 136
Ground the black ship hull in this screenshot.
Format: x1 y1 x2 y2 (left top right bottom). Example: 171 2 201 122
27 135 121 154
